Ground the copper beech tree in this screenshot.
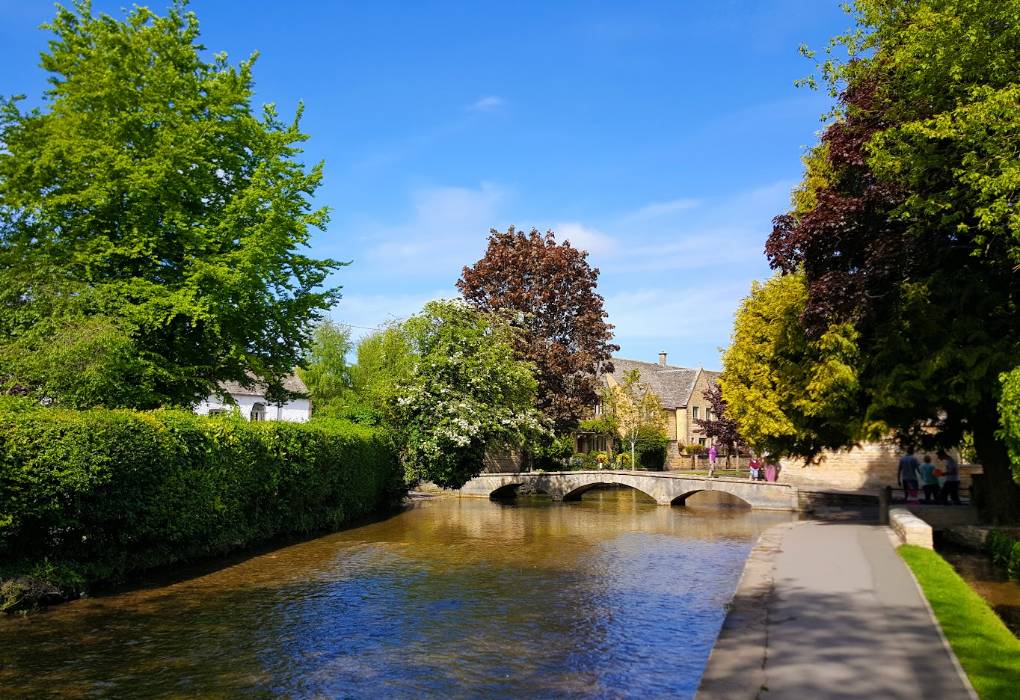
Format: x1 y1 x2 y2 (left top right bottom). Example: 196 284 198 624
458 227 618 432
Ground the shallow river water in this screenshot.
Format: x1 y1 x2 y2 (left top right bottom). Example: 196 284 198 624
1 488 794 699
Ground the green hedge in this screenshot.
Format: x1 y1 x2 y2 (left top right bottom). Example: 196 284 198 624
986 530 1020 579
0 400 402 608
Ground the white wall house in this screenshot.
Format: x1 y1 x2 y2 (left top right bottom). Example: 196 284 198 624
194 373 311 422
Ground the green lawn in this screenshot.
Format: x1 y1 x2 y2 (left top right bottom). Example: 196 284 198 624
899 545 1020 699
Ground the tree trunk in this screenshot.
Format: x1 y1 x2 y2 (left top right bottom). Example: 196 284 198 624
972 420 1020 524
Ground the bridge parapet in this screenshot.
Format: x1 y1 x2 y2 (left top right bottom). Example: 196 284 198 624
458 470 799 511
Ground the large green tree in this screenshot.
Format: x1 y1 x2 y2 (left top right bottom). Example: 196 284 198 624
392 299 544 488
764 0 1020 518
0 1 341 408
299 321 354 409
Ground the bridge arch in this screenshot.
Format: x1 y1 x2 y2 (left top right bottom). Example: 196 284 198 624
670 489 753 507
489 482 553 500
561 482 657 503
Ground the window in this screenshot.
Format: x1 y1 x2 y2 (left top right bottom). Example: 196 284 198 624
692 406 699 420
707 410 715 421
209 408 227 417
698 438 707 446
250 402 266 422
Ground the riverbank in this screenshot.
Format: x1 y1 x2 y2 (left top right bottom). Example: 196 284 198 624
698 521 975 699
900 545 1020 699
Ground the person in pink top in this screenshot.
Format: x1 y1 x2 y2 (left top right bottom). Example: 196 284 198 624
708 444 718 477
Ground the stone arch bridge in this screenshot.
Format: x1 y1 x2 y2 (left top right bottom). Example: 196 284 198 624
458 470 799 510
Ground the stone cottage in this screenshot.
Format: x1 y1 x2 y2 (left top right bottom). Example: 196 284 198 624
577 352 721 467
194 372 311 422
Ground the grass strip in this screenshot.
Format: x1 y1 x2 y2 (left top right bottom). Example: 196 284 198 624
899 545 1020 700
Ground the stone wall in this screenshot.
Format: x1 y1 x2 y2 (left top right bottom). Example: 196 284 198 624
890 507 934 548
779 443 979 492
482 449 526 473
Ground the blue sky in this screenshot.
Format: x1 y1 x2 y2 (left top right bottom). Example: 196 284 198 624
0 1 849 369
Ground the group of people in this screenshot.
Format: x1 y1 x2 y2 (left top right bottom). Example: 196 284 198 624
704 445 779 481
747 456 779 482
897 448 962 505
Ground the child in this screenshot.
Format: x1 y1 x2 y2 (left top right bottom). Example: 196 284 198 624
919 455 940 503
748 456 761 481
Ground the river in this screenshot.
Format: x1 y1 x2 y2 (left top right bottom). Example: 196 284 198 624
1 488 794 699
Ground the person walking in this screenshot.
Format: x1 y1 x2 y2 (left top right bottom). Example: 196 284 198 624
936 449 962 505
919 455 940 504
897 448 921 503
708 443 718 478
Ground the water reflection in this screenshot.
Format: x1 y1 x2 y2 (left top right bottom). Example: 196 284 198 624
1 488 794 699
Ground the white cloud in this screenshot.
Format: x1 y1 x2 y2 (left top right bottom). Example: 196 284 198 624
605 286 745 342
622 197 700 222
555 221 617 255
363 182 507 275
468 96 506 112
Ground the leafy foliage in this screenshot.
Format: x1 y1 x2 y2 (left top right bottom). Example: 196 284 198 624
0 399 402 608
594 369 669 466
986 530 1020 580
693 382 747 456
299 322 354 412
0 1 341 408
721 273 866 457
391 300 545 488
758 0 1020 517
458 227 619 431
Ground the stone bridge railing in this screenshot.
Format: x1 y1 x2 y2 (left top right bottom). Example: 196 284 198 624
457 470 799 511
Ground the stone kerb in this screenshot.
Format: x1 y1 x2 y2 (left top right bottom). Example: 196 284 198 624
889 507 934 549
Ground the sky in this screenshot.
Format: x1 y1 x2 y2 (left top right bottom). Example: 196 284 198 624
0 0 850 369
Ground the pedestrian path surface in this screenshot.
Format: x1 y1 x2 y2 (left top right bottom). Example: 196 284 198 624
698 521 976 699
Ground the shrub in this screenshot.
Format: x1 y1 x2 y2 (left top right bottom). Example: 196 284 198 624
632 425 669 470
987 530 1020 579
0 401 402 609
532 434 575 470
575 451 599 470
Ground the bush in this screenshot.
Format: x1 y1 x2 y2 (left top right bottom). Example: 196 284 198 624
532 434 575 470
0 400 403 609
987 530 1020 579
574 451 599 470
633 425 669 470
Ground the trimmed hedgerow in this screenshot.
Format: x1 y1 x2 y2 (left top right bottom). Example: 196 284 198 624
0 399 402 609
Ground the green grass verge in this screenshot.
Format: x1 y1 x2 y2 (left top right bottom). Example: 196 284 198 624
899 545 1020 699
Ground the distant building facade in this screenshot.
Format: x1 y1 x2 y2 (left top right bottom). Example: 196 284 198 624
194 373 311 422
577 352 721 466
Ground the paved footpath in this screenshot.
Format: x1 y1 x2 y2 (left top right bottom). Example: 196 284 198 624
698 521 976 700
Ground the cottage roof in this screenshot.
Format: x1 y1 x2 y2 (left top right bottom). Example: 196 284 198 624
218 372 307 398
604 358 718 409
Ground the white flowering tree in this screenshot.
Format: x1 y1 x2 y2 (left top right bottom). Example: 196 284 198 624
393 299 546 488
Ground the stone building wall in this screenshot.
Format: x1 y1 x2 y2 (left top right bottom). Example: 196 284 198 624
676 370 718 446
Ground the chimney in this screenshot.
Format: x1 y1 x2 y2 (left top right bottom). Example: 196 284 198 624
658 351 667 366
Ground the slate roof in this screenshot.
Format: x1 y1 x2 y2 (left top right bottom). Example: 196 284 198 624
604 358 718 409
218 372 308 398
